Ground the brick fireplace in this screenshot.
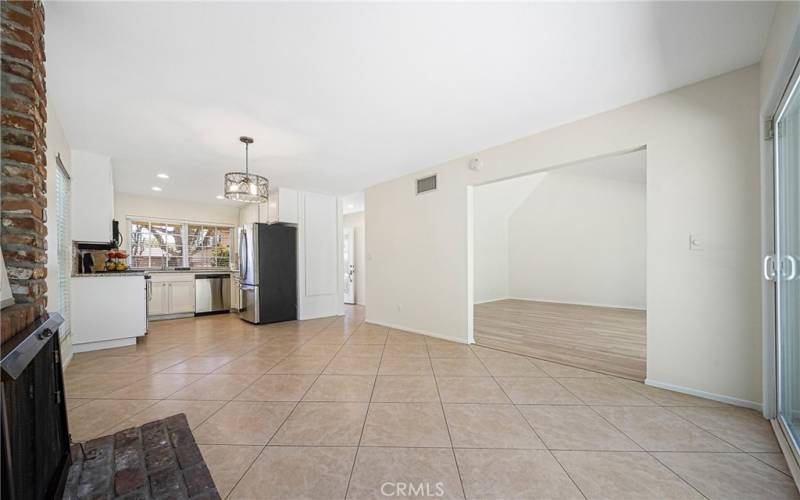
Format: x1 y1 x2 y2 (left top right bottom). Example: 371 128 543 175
1 0 49 340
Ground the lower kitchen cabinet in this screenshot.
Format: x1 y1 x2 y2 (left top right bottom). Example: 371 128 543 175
148 273 196 318
169 281 195 313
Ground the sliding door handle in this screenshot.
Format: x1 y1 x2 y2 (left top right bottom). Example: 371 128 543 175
782 255 797 280
764 255 777 281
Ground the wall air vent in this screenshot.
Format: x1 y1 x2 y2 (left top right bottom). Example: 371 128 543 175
416 174 438 195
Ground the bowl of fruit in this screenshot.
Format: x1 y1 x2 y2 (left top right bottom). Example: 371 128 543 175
105 250 129 272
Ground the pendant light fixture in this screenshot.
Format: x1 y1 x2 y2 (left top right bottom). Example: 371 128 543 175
224 136 269 203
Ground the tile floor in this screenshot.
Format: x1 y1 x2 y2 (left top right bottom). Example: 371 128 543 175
64 306 799 499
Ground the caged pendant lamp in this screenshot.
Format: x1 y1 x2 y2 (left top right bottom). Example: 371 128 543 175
224 136 269 203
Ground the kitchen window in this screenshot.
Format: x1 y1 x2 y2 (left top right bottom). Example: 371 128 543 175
128 218 232 269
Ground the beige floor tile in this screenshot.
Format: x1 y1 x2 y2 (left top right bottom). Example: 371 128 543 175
193 401 295 445
123 399 226 429
68 399 158 442
372 376 440 402
230 446 356 500
271 402 368 446
495 377 582 405
430 358 489 376
347 447 464 500
324 355 381 375
160 356 238 374
361 402 451 447
290 343 341 357
751 452 792 475
337 343 385 358
556 378 655 405
470 345 514 358
427 344 476 359
66 355 143 374
213 356 283 374
554 451 702 499
106 373 203 399
532 359 608 378
64 372 147 398
382 343 429 358
444 404 545 449
168 373 258 401
518 405 640 451
386 331 428 345
235 374 318 401
594 406 737 452
615 379 725 407
303 375 375 402
378 356 433 376
456 449 583 499
668 406 781 452
653 452 800 500
480 356 549 377
436 376 510 403
347 333 388 345
268 356 330 374
199 444 262 498
66 398 93 410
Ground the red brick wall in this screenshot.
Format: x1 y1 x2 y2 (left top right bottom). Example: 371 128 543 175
1 0 48 341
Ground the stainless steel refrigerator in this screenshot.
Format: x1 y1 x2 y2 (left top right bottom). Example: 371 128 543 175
237 223 297 324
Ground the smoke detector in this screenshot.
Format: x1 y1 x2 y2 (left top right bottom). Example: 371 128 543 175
468 158 482 171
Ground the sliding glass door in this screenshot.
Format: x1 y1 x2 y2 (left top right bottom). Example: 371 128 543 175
774 67 800 453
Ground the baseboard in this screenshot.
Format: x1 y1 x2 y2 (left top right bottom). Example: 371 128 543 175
474 296 510 305
645 378 762 411
149 312 194 321
73 337 137 353
365 319 470 345
507 296 646 311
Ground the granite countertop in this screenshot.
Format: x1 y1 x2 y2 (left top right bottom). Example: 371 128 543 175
72 272 146 278
142 269 233 274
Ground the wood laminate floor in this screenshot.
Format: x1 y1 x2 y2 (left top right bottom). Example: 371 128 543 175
474 299 647 381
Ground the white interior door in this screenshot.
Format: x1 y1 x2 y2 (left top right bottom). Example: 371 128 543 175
343 228 355 304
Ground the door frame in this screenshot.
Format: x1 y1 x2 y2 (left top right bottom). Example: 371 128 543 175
343 227 355 304
761 22 800 487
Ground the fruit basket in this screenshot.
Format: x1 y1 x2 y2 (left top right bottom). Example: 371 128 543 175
104 250 129 272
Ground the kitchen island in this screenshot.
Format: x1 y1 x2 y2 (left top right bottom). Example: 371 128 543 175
71 273 146 352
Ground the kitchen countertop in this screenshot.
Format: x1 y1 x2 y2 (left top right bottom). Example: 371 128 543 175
72 272 145 278
142 269 233 274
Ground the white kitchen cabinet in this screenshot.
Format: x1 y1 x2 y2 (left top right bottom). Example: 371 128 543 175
230 272 240 311
168 281 195 313
148 281 168 315
148 273 196 317
71 275 146 352
71 150 115 242
267 188 299 224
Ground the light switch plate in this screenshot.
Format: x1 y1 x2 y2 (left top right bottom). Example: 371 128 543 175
689 234 703 251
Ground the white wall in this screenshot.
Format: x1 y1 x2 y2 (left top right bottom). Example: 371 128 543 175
45 102 73 366
366 65 762 407
344 211 366 305
473 174 546 303
508 171 646 309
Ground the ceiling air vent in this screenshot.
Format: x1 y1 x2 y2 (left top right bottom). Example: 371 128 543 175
416 174 437 195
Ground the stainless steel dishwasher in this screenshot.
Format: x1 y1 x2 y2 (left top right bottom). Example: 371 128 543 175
195 273 231 314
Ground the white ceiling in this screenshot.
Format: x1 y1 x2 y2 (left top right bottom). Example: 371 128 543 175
46 1 774 205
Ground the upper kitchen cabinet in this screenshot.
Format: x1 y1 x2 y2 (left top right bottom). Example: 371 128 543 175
267 187 298 224
71 150 115 242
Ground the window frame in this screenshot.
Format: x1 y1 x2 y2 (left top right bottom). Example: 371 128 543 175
126 216 234 270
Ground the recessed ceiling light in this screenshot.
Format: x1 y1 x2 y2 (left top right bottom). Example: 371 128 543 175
151 186 162 191
156 173 169 179
216 195 224 200
347 204 354 209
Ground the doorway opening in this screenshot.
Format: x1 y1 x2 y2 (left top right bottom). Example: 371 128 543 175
343 192 365 311
470 149 647 380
